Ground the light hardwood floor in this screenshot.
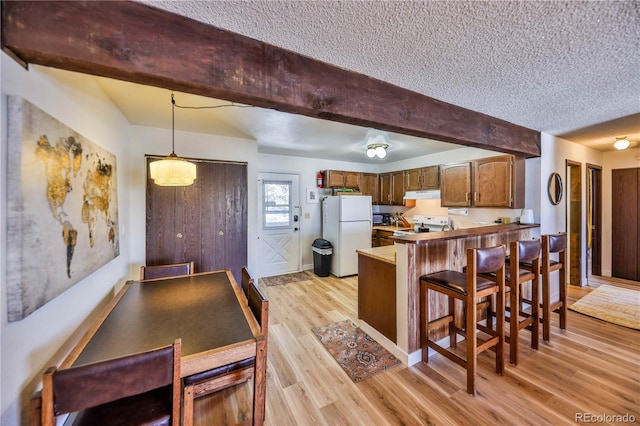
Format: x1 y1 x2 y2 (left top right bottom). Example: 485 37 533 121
194 273 640 425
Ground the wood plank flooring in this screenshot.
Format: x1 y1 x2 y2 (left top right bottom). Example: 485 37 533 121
194 273 640 425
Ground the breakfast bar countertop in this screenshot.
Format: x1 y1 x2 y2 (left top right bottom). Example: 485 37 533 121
391 223 540 244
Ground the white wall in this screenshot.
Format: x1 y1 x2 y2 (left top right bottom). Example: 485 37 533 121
601 147 640 276
1 60 133 425
539 132 603 286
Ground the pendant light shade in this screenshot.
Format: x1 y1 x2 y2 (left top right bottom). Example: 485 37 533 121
150 153 196 186
150 94 197 186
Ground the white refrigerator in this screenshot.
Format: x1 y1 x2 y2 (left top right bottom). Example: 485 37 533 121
322 195 372 277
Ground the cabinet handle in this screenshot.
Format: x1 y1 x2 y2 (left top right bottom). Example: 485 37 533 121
466 193 469 201
474 192 478 201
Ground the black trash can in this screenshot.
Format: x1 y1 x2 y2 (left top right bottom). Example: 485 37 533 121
312 238 333 277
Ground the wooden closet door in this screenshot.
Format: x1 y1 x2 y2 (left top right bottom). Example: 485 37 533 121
611 168 639 281
146 158 247 284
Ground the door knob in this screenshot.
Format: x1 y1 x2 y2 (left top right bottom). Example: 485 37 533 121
176 233 183 238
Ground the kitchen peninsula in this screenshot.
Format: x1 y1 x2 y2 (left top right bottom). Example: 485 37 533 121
357 223 539 366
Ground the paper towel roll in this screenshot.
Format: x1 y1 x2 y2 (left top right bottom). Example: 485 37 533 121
448 208 469 216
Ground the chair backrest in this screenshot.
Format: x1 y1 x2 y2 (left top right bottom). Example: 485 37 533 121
241 266 253 295
516 239 541 264
140 261 194 280
246 280 269 336
473 245 506 274
41 339 181 426
546 233 567 254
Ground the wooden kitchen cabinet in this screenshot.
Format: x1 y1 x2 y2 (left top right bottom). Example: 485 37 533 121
359 172 379 204
376 229 395 246
405 166 440 191
379 171 405 205
358 253 396 343
440 162 472 207
323 170 360 188
440 155 524 208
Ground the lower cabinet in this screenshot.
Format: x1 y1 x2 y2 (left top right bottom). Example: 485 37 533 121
358 254 396 343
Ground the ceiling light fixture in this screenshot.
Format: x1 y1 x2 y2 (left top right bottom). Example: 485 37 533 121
614 137 630 150
366 143 388 159
149 94 197 186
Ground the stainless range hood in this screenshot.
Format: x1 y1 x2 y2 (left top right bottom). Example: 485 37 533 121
403 190 441 200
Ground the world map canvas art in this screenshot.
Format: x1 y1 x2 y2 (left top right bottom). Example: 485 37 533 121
7 96 119 321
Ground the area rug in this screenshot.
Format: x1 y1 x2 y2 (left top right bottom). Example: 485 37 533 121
259 271 311 287
569 285 640 330
312 320 400 382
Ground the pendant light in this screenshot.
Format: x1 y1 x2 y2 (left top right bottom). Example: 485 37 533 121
149 94 197 186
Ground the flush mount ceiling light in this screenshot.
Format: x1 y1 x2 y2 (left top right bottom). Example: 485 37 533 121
365 130 390 159
614 137 630 150
149 94 197 186
366 143 389 158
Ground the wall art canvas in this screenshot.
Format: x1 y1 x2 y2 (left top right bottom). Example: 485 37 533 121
6 96 120 321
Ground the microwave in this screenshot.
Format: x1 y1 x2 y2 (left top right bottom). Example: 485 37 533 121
373 213 391 225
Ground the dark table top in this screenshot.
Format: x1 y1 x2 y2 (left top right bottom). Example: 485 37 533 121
72 271 255 368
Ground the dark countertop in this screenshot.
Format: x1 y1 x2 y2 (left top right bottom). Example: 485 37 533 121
391 223 540 244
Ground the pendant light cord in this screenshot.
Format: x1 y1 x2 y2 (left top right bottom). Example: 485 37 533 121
171 93 176 155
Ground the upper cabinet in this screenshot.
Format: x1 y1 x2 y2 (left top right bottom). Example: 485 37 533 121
441 155 525 208
405 166 440 191
323 170 360 188
440 162 472 207
378 171 405 205
359 173 379 205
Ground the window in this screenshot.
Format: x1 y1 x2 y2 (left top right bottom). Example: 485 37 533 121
263 180 292 229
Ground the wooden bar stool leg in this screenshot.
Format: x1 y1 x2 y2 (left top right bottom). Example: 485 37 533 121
420 282 429 363
542 264 551 342
531 266 540 350
559 249 567 330
509 280 519 365
449 297 457 348
466 292 477 395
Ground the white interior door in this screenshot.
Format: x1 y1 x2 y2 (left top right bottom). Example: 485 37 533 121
257 173 301 277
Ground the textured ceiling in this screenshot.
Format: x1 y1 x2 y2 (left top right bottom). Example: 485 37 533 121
99 0 640 160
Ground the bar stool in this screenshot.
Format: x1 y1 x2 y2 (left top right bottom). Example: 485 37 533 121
517 234 567 342
480 240 541 365
420 245 506 395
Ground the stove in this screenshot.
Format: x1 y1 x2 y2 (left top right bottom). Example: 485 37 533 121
393 215 451 236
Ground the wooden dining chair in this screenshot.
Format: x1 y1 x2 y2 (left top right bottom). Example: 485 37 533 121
241 265 254 295
140 261 194 280
420 246 506 395
41 339 181 426
182 271 269 426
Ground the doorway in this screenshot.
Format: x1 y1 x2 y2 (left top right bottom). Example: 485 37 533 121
586 164 602 278
257 172 301 277
566 160 582 286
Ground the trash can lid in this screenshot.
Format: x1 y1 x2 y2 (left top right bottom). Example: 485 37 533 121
312 238 332 249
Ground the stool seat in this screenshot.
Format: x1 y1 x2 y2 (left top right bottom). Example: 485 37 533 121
424 271 496 295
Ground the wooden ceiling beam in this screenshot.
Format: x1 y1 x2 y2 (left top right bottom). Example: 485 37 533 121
2 0 540 157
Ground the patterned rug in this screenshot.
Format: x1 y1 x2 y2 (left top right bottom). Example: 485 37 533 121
569 285 640 330
312 320 400 383
259 271 311 287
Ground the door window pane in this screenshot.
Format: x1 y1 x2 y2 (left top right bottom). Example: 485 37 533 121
263 180 292 229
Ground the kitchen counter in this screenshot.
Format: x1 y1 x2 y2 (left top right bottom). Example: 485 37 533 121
357 245 396 265
357 222 540 367
391 223 539 244
372 225 412 232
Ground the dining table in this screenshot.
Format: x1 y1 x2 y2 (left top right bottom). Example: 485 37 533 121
59 270 266 425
